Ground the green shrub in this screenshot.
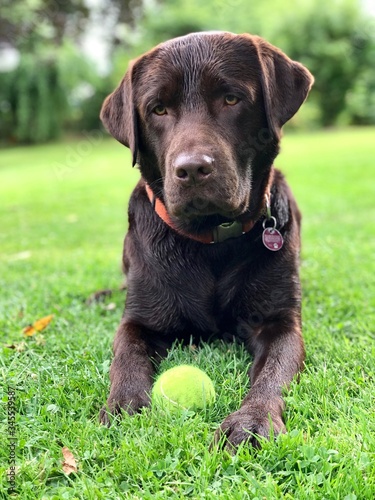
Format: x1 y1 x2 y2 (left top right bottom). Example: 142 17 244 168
0 54 66 143
0 43 103 144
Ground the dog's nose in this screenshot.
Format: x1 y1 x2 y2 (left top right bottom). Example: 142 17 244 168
174 154 214 185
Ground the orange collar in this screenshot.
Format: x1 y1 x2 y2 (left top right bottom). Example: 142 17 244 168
145 184 255 244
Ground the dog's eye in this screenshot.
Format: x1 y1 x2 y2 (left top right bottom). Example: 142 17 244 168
224 95 239 106
153 105 167 116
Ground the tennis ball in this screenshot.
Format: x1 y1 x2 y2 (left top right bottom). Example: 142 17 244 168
152 365 216 410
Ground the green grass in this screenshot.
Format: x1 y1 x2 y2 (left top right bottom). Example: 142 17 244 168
1 127 375 499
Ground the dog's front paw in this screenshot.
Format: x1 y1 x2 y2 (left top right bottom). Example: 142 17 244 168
214 406 285 450
99 391 151 426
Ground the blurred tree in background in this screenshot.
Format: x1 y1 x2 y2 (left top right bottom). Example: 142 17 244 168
0 0 374 145
273 0 375 126
0 0 88 142
0 0 138 143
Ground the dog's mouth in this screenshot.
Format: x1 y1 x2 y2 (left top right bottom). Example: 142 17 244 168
168 198 247 221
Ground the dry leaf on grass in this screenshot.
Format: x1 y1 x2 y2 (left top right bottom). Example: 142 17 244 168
23 314 54 336
6 341 26 352
34 334 46 346
104 302 116 311
62 446 78 475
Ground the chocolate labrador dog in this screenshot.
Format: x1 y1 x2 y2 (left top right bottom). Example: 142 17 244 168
99 31 313 448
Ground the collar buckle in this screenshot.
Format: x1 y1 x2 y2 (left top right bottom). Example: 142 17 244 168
145 183 256 244
212 221 244 243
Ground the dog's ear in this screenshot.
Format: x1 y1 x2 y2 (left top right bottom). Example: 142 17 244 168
251 36 314 138
100 61 139 166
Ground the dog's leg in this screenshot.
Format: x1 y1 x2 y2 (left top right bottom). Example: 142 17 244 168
215 316 304 448
99 319 162 425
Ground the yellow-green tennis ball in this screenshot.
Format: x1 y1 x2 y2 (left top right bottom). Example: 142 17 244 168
152 365 216 410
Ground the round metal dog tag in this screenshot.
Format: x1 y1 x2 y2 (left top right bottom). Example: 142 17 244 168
262 227 284 251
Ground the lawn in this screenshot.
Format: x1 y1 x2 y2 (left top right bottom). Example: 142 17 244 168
1 127 374 499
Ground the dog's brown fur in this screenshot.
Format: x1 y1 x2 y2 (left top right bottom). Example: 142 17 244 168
99 31 313 448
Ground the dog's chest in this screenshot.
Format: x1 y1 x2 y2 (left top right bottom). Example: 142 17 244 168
127 248 256 336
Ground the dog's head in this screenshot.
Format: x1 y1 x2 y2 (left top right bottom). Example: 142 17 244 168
101 32 313 232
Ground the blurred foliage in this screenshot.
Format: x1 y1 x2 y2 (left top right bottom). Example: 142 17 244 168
0 53 66 143
0 0 374 144
0 41 104 143
272 0 375 126
0 0 89 50
346 54 375 125
0 0 136 143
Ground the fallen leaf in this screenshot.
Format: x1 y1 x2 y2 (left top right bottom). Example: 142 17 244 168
34 334 46 346
23 326 34 336
104 302 116 311
23 315 54 336
62 446 78 475
86 289 113 305
16 341 27 352
6 341 26 352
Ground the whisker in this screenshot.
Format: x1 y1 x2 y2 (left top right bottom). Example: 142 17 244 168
148 177 164 198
